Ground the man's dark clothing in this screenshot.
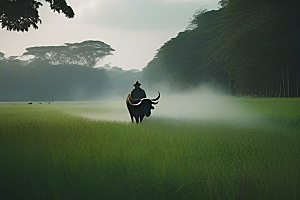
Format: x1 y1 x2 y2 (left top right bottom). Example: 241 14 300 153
131 88 146 99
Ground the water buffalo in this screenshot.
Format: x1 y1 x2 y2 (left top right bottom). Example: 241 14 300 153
126 91 160 123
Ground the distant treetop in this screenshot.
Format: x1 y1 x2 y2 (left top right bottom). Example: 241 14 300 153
23 40 115 67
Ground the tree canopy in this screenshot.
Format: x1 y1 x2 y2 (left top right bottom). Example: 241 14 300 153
142 0 300 97
0 0 74 32
23 40 115 67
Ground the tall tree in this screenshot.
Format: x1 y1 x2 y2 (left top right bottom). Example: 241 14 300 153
143 0 300 97
23 40 115 67
211 0 300 96
0 0 74 32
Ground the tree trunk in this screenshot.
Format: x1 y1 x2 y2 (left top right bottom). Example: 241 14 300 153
282 68 285 97
297 37 299 97
279 82 281 97
297 55 299 97
287 58 290 98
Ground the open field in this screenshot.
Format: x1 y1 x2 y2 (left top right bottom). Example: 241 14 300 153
0 98 299 200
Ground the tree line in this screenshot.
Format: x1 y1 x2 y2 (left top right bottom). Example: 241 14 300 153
0 41 141 101
1 0 300 100
142 0 300 97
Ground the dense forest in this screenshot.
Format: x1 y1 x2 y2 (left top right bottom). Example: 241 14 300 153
1 0 300 101
0 41 140 101
142 0 300 97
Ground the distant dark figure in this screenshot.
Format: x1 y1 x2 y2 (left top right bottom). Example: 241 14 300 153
131 81 146 99
39 103 41 104
126 81 160 123
28 102 32 105
49 102 50 104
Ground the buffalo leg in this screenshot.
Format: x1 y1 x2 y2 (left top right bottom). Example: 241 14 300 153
134 116 139 124
140 115 144 123
130 114 134 123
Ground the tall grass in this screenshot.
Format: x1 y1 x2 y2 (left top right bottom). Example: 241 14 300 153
239 97 300 127
0 99 299 200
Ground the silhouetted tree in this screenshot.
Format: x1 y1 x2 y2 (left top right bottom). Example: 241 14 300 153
0 0 74 32
0 52 5 59
23 40 115 67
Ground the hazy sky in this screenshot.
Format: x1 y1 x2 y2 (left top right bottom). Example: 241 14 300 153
0 0 219 70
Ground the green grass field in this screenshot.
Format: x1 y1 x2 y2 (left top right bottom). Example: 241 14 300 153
0 98 299 200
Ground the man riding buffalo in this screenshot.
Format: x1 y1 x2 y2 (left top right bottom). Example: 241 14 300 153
126 81 160 123
131 81 146 99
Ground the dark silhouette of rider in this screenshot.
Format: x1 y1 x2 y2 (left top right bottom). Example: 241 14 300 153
131 81 146 99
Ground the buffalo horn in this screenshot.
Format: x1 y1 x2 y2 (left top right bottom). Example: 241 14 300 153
128 98 143 106
151 101 159 105
151 91 160 101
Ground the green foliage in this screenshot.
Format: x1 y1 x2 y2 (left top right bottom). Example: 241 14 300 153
143 9 230 90
0 0 74 32
241 97 300 127
212 0 300 95
143 0 300 97
0 99 299 199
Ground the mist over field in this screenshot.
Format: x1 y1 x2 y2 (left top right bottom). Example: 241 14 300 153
152 84 255 120
64 83 258 125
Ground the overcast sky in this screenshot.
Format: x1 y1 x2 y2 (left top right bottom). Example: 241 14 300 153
0 0 219 70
